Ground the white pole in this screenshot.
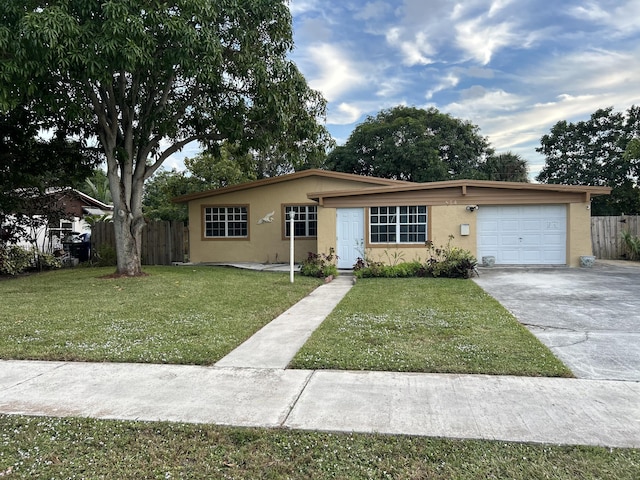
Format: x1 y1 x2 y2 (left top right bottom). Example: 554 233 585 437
289 211 296 283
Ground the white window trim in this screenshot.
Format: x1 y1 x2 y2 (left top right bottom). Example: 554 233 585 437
369 206 427 244
284 205 317 238
204 206 248 238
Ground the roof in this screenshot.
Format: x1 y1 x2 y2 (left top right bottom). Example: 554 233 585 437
45 188 114 211
172 169 412 203
307 179 612 204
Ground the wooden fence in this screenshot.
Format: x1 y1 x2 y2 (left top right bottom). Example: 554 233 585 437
92 220 187 265
591 215 640 259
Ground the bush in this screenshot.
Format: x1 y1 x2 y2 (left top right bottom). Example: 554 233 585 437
300 249 339 278
36 252 62 271
621 230 640 261
354 259 424 278
353 237 477 279
93 244 117 267
0 245 33 275
0 246 62 275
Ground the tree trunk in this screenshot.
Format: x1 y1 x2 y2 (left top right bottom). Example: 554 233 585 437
108 160 147 277
113 212 144 276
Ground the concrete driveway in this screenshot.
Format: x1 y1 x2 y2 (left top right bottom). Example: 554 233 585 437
473 261 640 382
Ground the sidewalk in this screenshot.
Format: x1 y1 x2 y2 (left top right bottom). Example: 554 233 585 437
1 275 639 448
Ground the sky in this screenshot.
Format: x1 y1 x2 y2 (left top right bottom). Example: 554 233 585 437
167 0 640 180
286 0 640 179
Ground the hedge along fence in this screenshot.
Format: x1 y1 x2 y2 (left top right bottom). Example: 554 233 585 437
92 220 187 265
591 216 640 260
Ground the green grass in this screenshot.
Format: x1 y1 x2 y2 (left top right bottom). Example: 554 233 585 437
290 278 572 377
0 266 322 364
1 415 638 479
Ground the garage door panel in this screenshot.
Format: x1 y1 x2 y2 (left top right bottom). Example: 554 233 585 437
522 219 543 231
520 234 543 246
499 249 521 263
501 235 521 246
543 232 564 243
500 220 520 232
522 250 543 262
477 205 566 265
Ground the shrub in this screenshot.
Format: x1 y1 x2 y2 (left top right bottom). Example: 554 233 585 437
0 245 33 275
299 248 339 278
0 246 62 275
36 252 62 271
423 237 477 278
93 244 117 267
354 260 424 278
352 237 477 279
621 230 640 261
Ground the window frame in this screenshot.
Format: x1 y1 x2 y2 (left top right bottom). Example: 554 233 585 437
202 205 250 240
368 205 428 245
282 204 318 239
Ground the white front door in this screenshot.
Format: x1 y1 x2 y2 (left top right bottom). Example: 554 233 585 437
336 208 364 269
477 205 567 265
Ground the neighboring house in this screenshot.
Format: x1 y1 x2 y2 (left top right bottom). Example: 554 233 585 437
173 169 611 268
13 188 113 254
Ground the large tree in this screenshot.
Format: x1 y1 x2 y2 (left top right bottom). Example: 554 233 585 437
143 144 256 222
326 106 493 182
0 0 330 276
536 106 640 215
480 152 529 182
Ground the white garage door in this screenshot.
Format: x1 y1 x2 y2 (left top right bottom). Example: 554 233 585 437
477 205 566 265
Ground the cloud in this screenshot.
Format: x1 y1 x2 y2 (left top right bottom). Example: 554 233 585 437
353 1 392 21
567 0 640 36
455 17 518 65
303 43 367 101
385 28 434 66
328 102 362 125
288 0 322 15
425 73 460 100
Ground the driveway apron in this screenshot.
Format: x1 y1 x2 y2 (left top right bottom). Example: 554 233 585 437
473 262 640 382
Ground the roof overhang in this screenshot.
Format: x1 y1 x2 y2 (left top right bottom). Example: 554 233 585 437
172 169 412 204
308 180 612 206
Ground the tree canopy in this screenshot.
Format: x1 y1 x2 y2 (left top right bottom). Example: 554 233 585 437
0 0 330 275
0 107 97 246
325 106 494 182
143 145 257 222
481 152 529 182
536 106 640 215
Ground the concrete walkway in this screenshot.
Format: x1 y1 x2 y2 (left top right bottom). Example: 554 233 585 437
215 275 353 369
1 273 639 448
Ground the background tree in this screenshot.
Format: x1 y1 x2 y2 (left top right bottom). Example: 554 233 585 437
479 152 529 182
326 106 493 182
0 107 97 246
143 144 257 222
79 169 113 205
0 0 330 276
142 170 193 223
536 106 640 215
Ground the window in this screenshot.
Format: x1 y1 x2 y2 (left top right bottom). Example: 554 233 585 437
284 205 317 237
370 206 427 244
204 206 248 238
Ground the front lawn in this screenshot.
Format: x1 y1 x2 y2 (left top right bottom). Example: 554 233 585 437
0 266 322 364
1 415 638 479
290 278 572 377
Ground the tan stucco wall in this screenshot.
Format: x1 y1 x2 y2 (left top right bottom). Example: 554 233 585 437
187 176 383 264
317 202 594 268
316 206 337 257
316 204 478 266
567 202 594 267
188 175 599 267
